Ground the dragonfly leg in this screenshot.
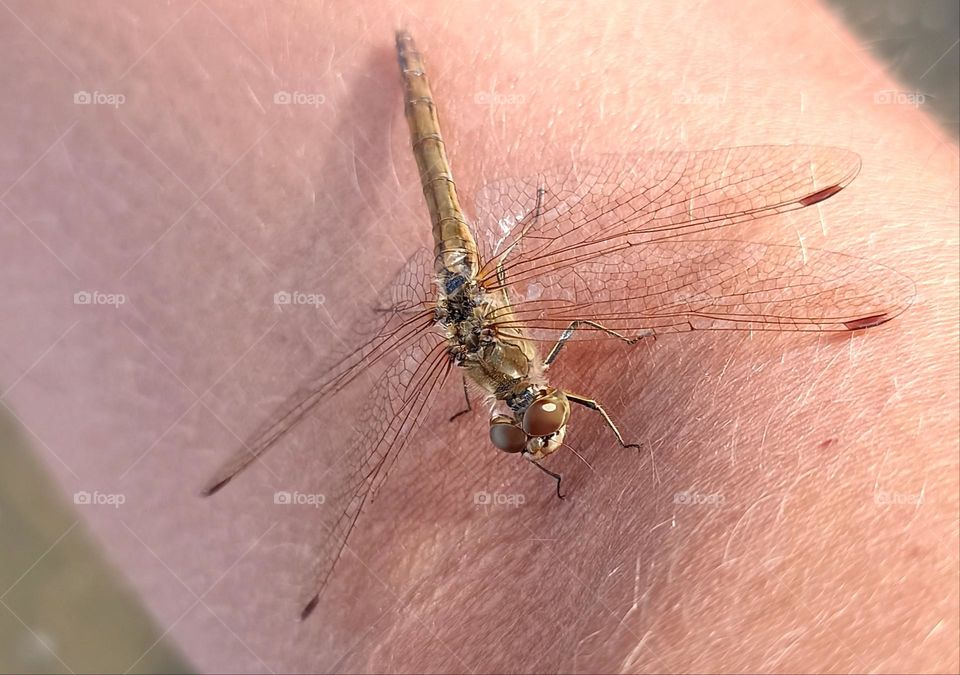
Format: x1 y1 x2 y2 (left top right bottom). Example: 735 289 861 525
565 391 640 451
526 456 565 499
544 320 655 368
449 374 472 422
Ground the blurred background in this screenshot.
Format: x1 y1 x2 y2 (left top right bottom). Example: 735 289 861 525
0 1 956 673
828 0 958 139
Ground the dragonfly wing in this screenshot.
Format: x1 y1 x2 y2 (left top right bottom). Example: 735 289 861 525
299 327 450 619
201 246 450 618
471 145 912 338
471 145 862 288
487 239 915 340
202 247 436 496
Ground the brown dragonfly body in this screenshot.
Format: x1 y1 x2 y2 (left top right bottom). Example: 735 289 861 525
202 31 914 620
397 31 632 465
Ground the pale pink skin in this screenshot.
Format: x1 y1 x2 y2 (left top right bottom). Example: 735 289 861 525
1 1 957 673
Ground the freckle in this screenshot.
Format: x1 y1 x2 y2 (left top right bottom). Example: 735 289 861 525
820 438 837 449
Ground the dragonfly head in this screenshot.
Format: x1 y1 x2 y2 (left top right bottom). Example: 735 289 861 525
489 389 570 459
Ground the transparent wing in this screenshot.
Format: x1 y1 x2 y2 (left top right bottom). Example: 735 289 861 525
201 249 435 496
489 240 915 339
299 329 450 618
201 248 449 617
471 146 914 338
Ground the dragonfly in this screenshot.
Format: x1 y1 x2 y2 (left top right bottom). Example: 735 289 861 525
202 30 915 619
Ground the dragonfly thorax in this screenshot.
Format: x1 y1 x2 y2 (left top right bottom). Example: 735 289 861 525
435 272 481 324
435 273 490 367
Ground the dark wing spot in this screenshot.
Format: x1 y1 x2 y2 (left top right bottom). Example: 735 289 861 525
200 476 232 497
300 594 320 621
799 184 844 207
843 313 892 330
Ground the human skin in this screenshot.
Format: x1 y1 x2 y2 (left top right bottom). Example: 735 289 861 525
0 0 957 673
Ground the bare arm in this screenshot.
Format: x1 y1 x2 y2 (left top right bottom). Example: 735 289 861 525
1 0 956 672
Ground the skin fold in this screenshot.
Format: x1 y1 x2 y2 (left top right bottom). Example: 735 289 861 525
0 0 956 672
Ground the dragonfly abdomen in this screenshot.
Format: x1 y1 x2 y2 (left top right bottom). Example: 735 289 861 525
396 30 479 282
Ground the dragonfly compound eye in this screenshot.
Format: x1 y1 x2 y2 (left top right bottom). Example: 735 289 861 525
522 391 570 437
489 416 527 453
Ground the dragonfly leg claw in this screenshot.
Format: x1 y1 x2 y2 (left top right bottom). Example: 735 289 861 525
528 456 565 499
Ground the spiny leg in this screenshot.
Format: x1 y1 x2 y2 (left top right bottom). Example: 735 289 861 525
544 320 655 368
565 391 640 451
527 457 565 499
449 374 472 422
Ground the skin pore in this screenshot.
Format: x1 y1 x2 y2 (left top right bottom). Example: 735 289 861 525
2 0 957 672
